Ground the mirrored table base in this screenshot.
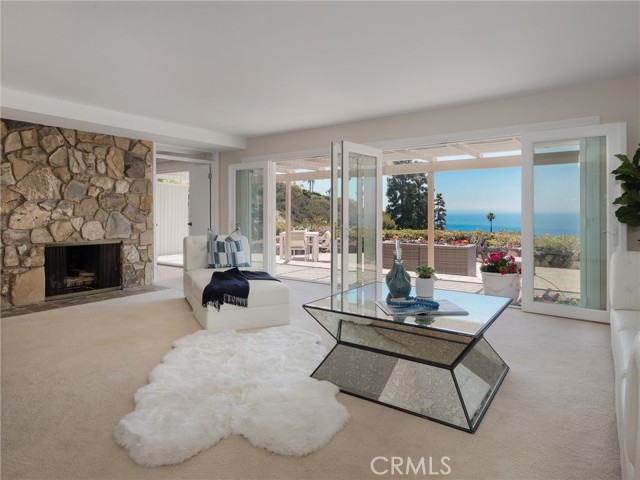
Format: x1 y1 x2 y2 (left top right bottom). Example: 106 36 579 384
312 337 508 433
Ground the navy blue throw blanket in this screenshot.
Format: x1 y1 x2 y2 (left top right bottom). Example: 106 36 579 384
201 267 280 311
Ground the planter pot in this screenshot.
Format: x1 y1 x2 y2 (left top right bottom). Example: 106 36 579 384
433 244 477 276
481 271 520 304
383 242 477 276
415 277 435 299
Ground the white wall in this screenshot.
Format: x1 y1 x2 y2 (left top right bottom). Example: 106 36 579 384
218 75 640 249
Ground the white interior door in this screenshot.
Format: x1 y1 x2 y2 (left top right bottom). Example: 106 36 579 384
188 164 212 236
229 162 275 273
331 141 383 294
521 123 626 322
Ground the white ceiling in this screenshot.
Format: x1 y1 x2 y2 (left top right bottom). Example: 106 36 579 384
1 1 638 151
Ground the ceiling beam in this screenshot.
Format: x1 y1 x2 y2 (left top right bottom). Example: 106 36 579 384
156 154 215 164
448 142 482 158
156 160 199 174
385 155 521 174
1 88 246 151
276 155 522 181
393 149 435 162
276 171 332 182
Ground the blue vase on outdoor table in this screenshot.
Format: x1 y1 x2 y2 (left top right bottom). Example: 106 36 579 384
386 240 411 300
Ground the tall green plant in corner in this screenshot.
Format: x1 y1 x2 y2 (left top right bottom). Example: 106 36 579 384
612 144 640 227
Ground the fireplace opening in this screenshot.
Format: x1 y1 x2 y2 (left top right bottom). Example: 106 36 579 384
45 242 121 299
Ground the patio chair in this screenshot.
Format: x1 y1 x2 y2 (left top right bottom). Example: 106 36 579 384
286 230 309 261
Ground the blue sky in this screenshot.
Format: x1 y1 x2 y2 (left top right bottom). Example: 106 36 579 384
436 164 579 213
295 164 579 214
434 167 521 213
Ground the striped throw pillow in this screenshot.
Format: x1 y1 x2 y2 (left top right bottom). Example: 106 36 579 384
207 228 250 268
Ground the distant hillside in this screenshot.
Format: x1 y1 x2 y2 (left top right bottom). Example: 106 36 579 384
276 183 330 232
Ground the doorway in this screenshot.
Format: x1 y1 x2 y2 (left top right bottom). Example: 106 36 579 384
521 123 626 322
154 148 217 273
155 170 190 266
270 137 523 290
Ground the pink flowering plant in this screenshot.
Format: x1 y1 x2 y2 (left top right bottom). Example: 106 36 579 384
480 251 521 275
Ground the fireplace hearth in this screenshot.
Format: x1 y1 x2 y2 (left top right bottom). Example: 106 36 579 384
45 242 121 299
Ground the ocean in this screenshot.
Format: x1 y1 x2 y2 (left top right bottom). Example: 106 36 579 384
444 211 579 236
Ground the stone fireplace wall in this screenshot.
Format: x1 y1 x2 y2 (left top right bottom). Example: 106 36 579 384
1 119 153 307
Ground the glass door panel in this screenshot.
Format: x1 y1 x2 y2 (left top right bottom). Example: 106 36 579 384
532 138 605 309
522 123 625 322
331 143 343 292
348 150 378 287
229 162 274 273
331 141 383 294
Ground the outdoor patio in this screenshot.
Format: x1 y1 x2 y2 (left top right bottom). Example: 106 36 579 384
275 251 485 294
159 248 581 303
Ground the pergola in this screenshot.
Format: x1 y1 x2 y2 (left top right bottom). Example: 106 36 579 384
275 137 522 266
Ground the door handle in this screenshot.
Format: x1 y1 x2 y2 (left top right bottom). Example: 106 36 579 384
188 222 193 226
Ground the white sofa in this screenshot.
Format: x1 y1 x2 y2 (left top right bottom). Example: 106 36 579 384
183 235 290 332
610 251 640 480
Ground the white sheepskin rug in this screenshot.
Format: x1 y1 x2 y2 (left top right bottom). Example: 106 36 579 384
113 325 349 467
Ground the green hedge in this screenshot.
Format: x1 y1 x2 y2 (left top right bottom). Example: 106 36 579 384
533 233 580 267
382 228 522 248
533 233 580 255
382 229 582 261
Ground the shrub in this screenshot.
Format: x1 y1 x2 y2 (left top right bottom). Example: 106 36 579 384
534 233 579 254
382 228 522 249
382 212 397 230
533 233 580 268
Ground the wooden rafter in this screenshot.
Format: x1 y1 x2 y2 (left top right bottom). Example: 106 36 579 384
275 136 523 180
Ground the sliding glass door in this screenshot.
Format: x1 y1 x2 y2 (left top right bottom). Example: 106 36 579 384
228 162 275 273
331 141 383 294
521 123 626 322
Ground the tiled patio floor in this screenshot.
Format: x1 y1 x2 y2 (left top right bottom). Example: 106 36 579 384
275 252 580 299
158 251 486 294
275 253 485 294
159 252 485 293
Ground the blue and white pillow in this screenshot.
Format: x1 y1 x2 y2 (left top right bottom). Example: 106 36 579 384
207 228 250 268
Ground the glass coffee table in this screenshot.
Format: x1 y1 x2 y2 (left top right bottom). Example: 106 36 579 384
303 282 510 433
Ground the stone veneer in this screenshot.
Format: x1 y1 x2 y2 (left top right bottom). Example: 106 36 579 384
1 119 153 307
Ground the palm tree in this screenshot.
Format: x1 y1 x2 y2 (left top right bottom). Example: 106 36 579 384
487 212 496 233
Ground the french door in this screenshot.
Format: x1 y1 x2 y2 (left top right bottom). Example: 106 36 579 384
331 141 383 294
228 162 275 273
521 123 626 322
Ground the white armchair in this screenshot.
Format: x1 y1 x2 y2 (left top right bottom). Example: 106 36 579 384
183 235 290 332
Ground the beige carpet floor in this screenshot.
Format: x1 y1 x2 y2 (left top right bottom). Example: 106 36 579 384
1 282 620 480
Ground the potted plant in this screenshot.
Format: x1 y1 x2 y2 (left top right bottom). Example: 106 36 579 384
415 264 436 299
612 144 640 227
480 251 521 304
